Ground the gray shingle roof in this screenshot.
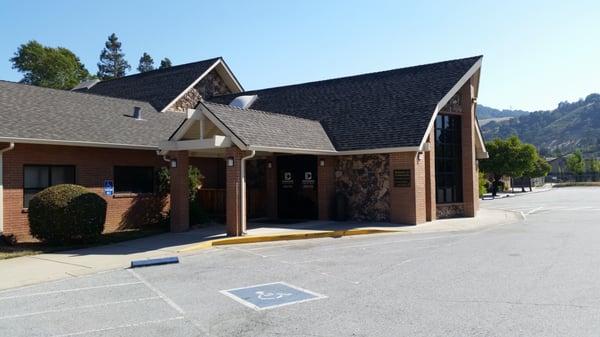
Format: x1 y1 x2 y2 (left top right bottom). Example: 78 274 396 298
210 56 482 151
0 81 185 148
201 102 335 152
74 57 221 110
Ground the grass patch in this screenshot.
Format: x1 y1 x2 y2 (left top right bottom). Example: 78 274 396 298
553 182 600 188
0 227 167 260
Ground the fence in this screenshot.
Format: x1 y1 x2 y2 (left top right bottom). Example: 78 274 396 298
547 173 600 183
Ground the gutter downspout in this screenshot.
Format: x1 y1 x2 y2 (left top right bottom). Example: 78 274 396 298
0 142 15 234
240 150 256 235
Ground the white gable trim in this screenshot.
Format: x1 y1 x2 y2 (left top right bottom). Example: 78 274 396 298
418 58 483 150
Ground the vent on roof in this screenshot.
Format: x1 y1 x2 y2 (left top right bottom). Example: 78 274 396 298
229 95 258 109
133 107 142 120
71 79 100 91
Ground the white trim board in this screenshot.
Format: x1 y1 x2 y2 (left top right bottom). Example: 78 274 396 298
0 137 158 151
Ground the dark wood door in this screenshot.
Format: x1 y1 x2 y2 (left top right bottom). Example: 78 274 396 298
277 155 318 219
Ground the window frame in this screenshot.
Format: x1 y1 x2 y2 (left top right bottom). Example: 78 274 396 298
22 164 76 208
113 166 156 195
435 114 463 204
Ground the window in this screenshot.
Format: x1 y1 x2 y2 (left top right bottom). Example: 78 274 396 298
23 165 75 207
435 114 463 204
114 166 154 194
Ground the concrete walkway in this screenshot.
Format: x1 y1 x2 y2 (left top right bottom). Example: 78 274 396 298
481 183 554 200
0 208 521 290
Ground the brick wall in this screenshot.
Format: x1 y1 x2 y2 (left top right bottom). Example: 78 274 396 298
2 144 169 241
389 152 427 225
225 147 243 236
169 151 189 232
460 81 477 217
425 133 436 221
318 156 335 221
265 156 278 219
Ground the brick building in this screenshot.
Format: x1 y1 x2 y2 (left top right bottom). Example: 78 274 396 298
0 56 487 241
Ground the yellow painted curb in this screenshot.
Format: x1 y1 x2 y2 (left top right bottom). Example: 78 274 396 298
178 228 403 253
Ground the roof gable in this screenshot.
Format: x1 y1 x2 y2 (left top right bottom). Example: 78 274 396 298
75 57 228 111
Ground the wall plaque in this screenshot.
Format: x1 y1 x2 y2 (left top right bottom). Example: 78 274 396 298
393 169 411 187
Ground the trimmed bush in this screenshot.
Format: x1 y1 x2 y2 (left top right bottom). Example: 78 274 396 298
28 184 107 244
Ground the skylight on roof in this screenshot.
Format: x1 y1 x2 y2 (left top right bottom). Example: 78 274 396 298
229 95 257 109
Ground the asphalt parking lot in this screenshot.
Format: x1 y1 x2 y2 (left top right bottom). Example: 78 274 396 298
2 187 600 337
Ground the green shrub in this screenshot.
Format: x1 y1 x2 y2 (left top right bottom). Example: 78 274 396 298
28 184 107 244
478 172 489 197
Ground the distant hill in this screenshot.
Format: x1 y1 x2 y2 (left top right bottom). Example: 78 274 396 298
476 105 529 119
481 94 600 156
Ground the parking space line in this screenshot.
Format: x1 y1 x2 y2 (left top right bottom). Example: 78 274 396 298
50 316 185 337
0 296 160 320
0 281 142 301
127 269 185 315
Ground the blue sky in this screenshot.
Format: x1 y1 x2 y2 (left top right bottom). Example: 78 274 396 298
1 0 598 111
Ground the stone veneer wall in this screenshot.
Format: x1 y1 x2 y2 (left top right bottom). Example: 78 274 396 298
334 154 390 222
172 71 232 112
436 204 465 219
441 92 462 114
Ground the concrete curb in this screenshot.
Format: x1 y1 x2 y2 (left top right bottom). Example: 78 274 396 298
482 186 554 201
177 228 404 253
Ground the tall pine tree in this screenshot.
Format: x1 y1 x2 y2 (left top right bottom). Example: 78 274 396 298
137 52 154 73
97 33 130 79
159 58 172 69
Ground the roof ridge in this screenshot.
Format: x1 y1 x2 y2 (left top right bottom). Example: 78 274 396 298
0 80 158 108
91 57 222 84
212 55 482 98
202 101 322 124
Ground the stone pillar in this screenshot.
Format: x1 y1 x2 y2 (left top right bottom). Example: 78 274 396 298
169 150 190 232
225 147 244 236
461 81 477 217
265 155 278 219
389 152 427 225
425 133 436 221
317 156 335 221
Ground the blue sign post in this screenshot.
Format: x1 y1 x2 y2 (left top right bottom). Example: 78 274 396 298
103 180 114 196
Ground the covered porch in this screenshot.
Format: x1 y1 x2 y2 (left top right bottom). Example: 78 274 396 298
159 102 337 237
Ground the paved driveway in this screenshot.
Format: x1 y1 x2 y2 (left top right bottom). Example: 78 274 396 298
2 187 600 336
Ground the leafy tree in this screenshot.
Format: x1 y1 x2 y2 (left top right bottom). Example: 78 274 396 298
10 40 91 89
522 156 551 191
480 136 536 179
589 158 600 174
137 52 154 73
97 33 130 79
159 58 172 69
480 136 537 194
590 158 600 182
566 150 585 175
157 166 204 201
478 172 489 197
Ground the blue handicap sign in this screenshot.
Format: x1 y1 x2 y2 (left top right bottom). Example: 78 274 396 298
221 282 326 310
103 180 114 196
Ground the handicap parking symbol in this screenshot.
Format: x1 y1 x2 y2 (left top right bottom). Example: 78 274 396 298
220 282 326 310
